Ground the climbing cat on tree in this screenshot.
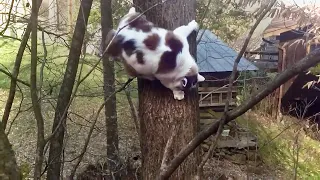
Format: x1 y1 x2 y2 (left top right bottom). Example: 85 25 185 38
105 7 205 100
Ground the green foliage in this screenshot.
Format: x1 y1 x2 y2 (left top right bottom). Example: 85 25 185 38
237 114 320 179
196 0 254 44
20 162 31 180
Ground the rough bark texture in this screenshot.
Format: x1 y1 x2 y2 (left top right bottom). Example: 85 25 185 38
46 0 93 179
132 0 200 179
100 0 119 175
0 122 21 180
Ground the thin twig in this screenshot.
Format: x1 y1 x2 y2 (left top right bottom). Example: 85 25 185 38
195 1 278 178
0 68 30 87
69 78 134 179
45 2 166 143
0 0 14 35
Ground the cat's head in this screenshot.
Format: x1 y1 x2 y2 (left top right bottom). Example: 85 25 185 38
177 65 205 91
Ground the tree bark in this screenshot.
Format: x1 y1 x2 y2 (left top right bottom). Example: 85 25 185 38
30 0 46 178
100 0 119 175
132 0 200 179
0 122 21 180
46 0 93 179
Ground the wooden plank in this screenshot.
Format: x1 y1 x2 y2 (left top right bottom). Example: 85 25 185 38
199 102 237 107
248 58 278 62
198 87 238 93
245 51 278 55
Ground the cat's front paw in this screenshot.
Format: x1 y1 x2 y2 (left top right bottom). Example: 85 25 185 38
188 20 199 31
173 90 185 100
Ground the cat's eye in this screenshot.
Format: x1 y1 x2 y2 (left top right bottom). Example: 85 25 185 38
182 78 188 87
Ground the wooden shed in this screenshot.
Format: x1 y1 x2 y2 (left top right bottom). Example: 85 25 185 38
196 29 258 110
246 13 320 120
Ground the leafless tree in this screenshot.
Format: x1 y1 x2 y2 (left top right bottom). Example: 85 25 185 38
46 0 94 179
100 0 120 177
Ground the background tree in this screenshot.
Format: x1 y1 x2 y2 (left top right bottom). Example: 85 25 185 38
0 122 21 180
2 0 320 179
197 0 254 45
46 0 93 179
100 0 120 176
132 0 200 179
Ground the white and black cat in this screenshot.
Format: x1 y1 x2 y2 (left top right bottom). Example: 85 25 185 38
105 7 205 100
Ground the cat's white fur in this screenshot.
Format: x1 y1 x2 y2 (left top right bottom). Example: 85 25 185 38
107 7 205 100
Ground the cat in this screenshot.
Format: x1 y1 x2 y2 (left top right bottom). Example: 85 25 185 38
105 7 205 100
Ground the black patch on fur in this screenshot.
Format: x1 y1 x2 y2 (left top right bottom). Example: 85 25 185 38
122 39 136 56
165 32 183 53
136 51 145 64
156 32 183 73
157 51 177 73
143 33 160 50
127 13 153 32
106 34 125 57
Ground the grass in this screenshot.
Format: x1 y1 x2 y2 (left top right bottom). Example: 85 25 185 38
236 112 320 179
0 37 140 178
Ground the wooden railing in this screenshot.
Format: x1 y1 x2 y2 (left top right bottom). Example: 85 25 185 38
198 86 238 107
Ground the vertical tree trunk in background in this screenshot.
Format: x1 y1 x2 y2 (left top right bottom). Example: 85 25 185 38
48 0 57 29
1 0 43 131
0 122 21 180
56 0 69 31
100 0 119 176
46 0 93 179
68 0 74 33
132 0 200 179
30 0 46 178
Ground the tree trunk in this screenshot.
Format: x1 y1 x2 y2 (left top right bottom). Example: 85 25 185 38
0 122 21 180
2 0 43 131
100 0 119 176
132 0 200 179
56 0 69 31
46 0 93 179
30 0 46 179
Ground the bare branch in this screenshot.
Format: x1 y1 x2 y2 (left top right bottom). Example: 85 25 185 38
69 78 134 179
0 68 30 87
158 46 320 179
0 0 14 35
1 0 44 130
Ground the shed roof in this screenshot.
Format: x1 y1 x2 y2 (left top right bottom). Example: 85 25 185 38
263 4 320 38
196 29 258 73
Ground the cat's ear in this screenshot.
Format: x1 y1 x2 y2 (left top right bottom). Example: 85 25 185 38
128 7 136 14
197 74 205 82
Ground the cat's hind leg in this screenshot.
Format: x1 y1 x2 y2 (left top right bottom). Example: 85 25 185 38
173 20 199 37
